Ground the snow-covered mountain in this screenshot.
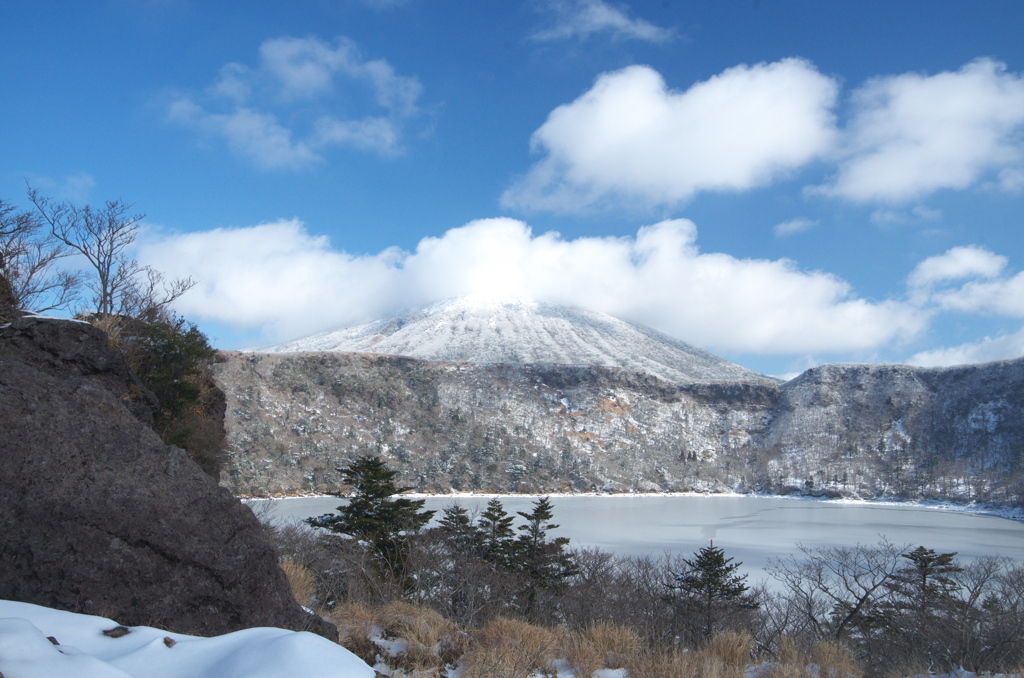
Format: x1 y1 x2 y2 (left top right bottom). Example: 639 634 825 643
256 297 773 385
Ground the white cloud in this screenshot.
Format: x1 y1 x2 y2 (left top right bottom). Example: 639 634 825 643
167 101 320 170
869 205 942 225
908 326 1024 367
908 245 1006 290
531 0 674 43
932 273 1024 317
817 58 1024 203
502 59 838 212
139 217 926 354
773 217 817 237
907 245 1024 316
165 36 422 168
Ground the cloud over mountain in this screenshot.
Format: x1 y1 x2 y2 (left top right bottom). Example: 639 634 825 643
139 217 927 354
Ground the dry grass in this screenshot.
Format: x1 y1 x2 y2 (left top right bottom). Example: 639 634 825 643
90 315 123 349
328 601 379 666
624 649 694 678
375 600 468 673
587 620 642 669
279 558 316 608
460 617 559 678
810 638 860 678
624 631 752 678
561 629 602 678
698 631 754 669
768 636 862 678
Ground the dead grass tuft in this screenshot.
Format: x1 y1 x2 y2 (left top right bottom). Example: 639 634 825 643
768 636 862 678
460 617 558 678
560 629 602 678
279 558 316 608
810 638 860 678
624 649 694 678
376 600 467 673
698 630 753 669
328 601 379 666
587 620 641 668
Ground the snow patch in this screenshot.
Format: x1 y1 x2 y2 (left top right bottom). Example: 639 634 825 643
0 600 374 678
253 298 774 385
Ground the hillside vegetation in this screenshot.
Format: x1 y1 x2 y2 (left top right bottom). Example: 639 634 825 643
216 350 1024 505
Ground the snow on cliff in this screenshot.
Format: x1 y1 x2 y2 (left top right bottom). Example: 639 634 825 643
256 297 773 385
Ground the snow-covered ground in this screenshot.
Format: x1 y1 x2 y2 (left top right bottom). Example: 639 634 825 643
0 600 374 678
254 297 773 384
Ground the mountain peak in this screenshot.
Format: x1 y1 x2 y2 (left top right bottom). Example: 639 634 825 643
255 298 775 384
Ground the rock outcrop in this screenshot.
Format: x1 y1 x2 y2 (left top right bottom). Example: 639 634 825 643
0 316 328 637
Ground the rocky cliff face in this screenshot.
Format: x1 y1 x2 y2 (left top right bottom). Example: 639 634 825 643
0 316 326 637
214 351 1024 505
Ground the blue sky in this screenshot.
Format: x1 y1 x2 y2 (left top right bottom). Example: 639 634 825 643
2 0 1023 377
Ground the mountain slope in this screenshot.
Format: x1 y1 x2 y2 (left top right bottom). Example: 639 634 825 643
258 297 773 385
213 350 1024 502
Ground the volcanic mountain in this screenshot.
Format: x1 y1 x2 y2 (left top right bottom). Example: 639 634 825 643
256 297 773 385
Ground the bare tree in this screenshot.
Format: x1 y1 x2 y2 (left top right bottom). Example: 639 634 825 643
0 197 81 314
27 186 193 318
766 540 906 642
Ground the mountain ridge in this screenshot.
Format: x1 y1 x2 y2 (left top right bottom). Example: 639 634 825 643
256 297 775 386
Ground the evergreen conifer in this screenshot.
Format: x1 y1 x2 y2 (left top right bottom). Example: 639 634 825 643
307 456 434 577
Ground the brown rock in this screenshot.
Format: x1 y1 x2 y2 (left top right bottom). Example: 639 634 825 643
0 317 333 638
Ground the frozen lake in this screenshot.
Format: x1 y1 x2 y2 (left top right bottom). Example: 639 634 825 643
248 494 1024 584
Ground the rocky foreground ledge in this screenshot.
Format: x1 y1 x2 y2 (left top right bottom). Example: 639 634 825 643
0 316 330 638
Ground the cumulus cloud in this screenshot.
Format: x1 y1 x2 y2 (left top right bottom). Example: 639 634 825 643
908 326 1024 367
501 59 838 212
908 245 1024 316
531 0 674 43
165 36 421 168
504 58 1024 213
139 217 926 353
773 218 817 237
817 58 1024 203
908 245 1007 290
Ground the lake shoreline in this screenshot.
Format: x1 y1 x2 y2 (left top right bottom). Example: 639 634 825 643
241 489 1024 524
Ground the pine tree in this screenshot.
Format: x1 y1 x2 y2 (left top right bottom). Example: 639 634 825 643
477 498 518 567
669 542 755 640
515 497 578 615
306 456 434 577
437 503 479 551
882 545 963 659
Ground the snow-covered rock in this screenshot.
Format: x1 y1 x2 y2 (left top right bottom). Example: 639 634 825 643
0 600 374 678
256 297 774 385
